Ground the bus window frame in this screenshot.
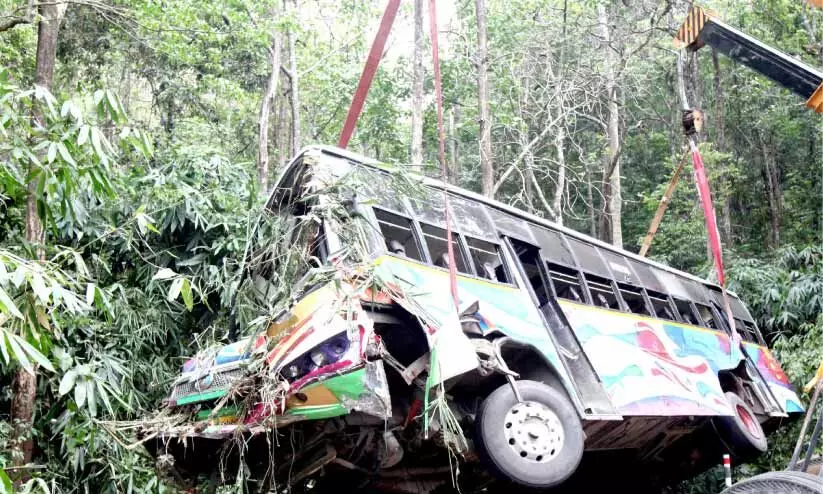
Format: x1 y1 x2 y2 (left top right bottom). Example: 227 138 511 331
693 302 721 331
463 234 513 284
372 206 428 263
583 271 622 311
645 289 679 322
594 247 656 316
505 237 554 306
545 261 587 305
369 198 517 286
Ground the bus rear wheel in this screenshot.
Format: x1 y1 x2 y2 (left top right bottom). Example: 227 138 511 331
475 380 584 489
716 391 768 457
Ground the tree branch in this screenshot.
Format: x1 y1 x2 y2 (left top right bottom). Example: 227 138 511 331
0 0 35 32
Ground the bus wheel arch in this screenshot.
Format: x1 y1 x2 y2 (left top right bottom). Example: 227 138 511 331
715 391 768 458
496 339 576 405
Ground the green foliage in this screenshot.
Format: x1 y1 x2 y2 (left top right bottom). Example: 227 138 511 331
0 0 821 491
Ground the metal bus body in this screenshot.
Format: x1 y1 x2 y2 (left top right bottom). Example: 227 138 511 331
150 146 801 489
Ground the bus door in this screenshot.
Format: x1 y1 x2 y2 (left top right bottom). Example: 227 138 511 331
503 237 618 417
711 301 783 415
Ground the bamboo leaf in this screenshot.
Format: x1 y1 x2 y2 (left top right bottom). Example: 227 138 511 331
0 286 23 319
97 380 114 415
75 377 87 407
47 142 57 164
59 369 77 396
152 268 177 281
30 272 50 304
14 335 54 372
57 142 77 166
181 278 193 311
168 277 183 302
7 332 33 374
77 124 90 146
0 332 10 365
0 469 12 494
87 380 97 416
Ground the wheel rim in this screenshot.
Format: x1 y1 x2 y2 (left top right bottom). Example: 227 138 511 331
503 401 564 463
736 404 761 439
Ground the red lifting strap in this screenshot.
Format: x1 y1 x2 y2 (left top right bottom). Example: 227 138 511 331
428 0 459 310
337 0 401 148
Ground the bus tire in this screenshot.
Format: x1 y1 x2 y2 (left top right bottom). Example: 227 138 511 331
720 471 823 493
475 380 584 489
716 392 768 456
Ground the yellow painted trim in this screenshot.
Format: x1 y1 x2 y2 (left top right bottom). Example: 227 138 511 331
375 254 520 292
806 82 823 113
556 299 769 352
286 383 339 409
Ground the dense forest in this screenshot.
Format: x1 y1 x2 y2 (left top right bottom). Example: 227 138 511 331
0 0 821 492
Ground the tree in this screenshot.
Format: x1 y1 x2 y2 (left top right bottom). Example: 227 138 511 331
257 15 284 189
12 0 68 468
287 0 301 155
475 0 493 197
410 0 424 170
597 1 622 248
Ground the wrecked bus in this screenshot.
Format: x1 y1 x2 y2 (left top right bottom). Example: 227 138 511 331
145 146 802 491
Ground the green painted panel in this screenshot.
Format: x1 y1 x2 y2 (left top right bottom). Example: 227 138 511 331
175 389 227 406
286 403 348 420
196 406 238 421
315 367 366 400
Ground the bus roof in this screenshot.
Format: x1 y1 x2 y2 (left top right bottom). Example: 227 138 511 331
266 145 736 299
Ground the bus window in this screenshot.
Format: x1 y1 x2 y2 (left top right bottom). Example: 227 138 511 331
511 240 550 306
466 237 510 283
585 273 620 310
420 223 470 274
695 303 718 329
618 284 651 316
734 318 757 342
546 263 584 303
647 290 677 321
674 298 698 325
374 208 424 261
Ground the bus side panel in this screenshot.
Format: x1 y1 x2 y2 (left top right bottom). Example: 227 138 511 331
558 300 735 417
375 256 576 396
742 343 804 413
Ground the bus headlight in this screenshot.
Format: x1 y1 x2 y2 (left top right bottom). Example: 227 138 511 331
310 349 328 368
280 333 351 382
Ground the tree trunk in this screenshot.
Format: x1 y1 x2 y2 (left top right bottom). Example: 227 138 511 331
278 87 289 169
287 0 301 155
257 29 284 190
712 48 733 247
597 2 622 248
760 135 782 248
14 0 67 469
448 104 459 183
475 0 493 197
410 0 425 170
552 125 566 225
586 159 597 237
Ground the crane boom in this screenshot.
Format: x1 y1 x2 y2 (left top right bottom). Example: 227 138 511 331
675 5 823 112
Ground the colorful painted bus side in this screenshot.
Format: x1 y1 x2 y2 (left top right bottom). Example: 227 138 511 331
557 300 802 417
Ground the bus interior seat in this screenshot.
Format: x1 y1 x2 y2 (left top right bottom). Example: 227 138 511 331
388 239 406 256
436 253 450 268
481 262 496 280
596 293 610 308
559 286 582 303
